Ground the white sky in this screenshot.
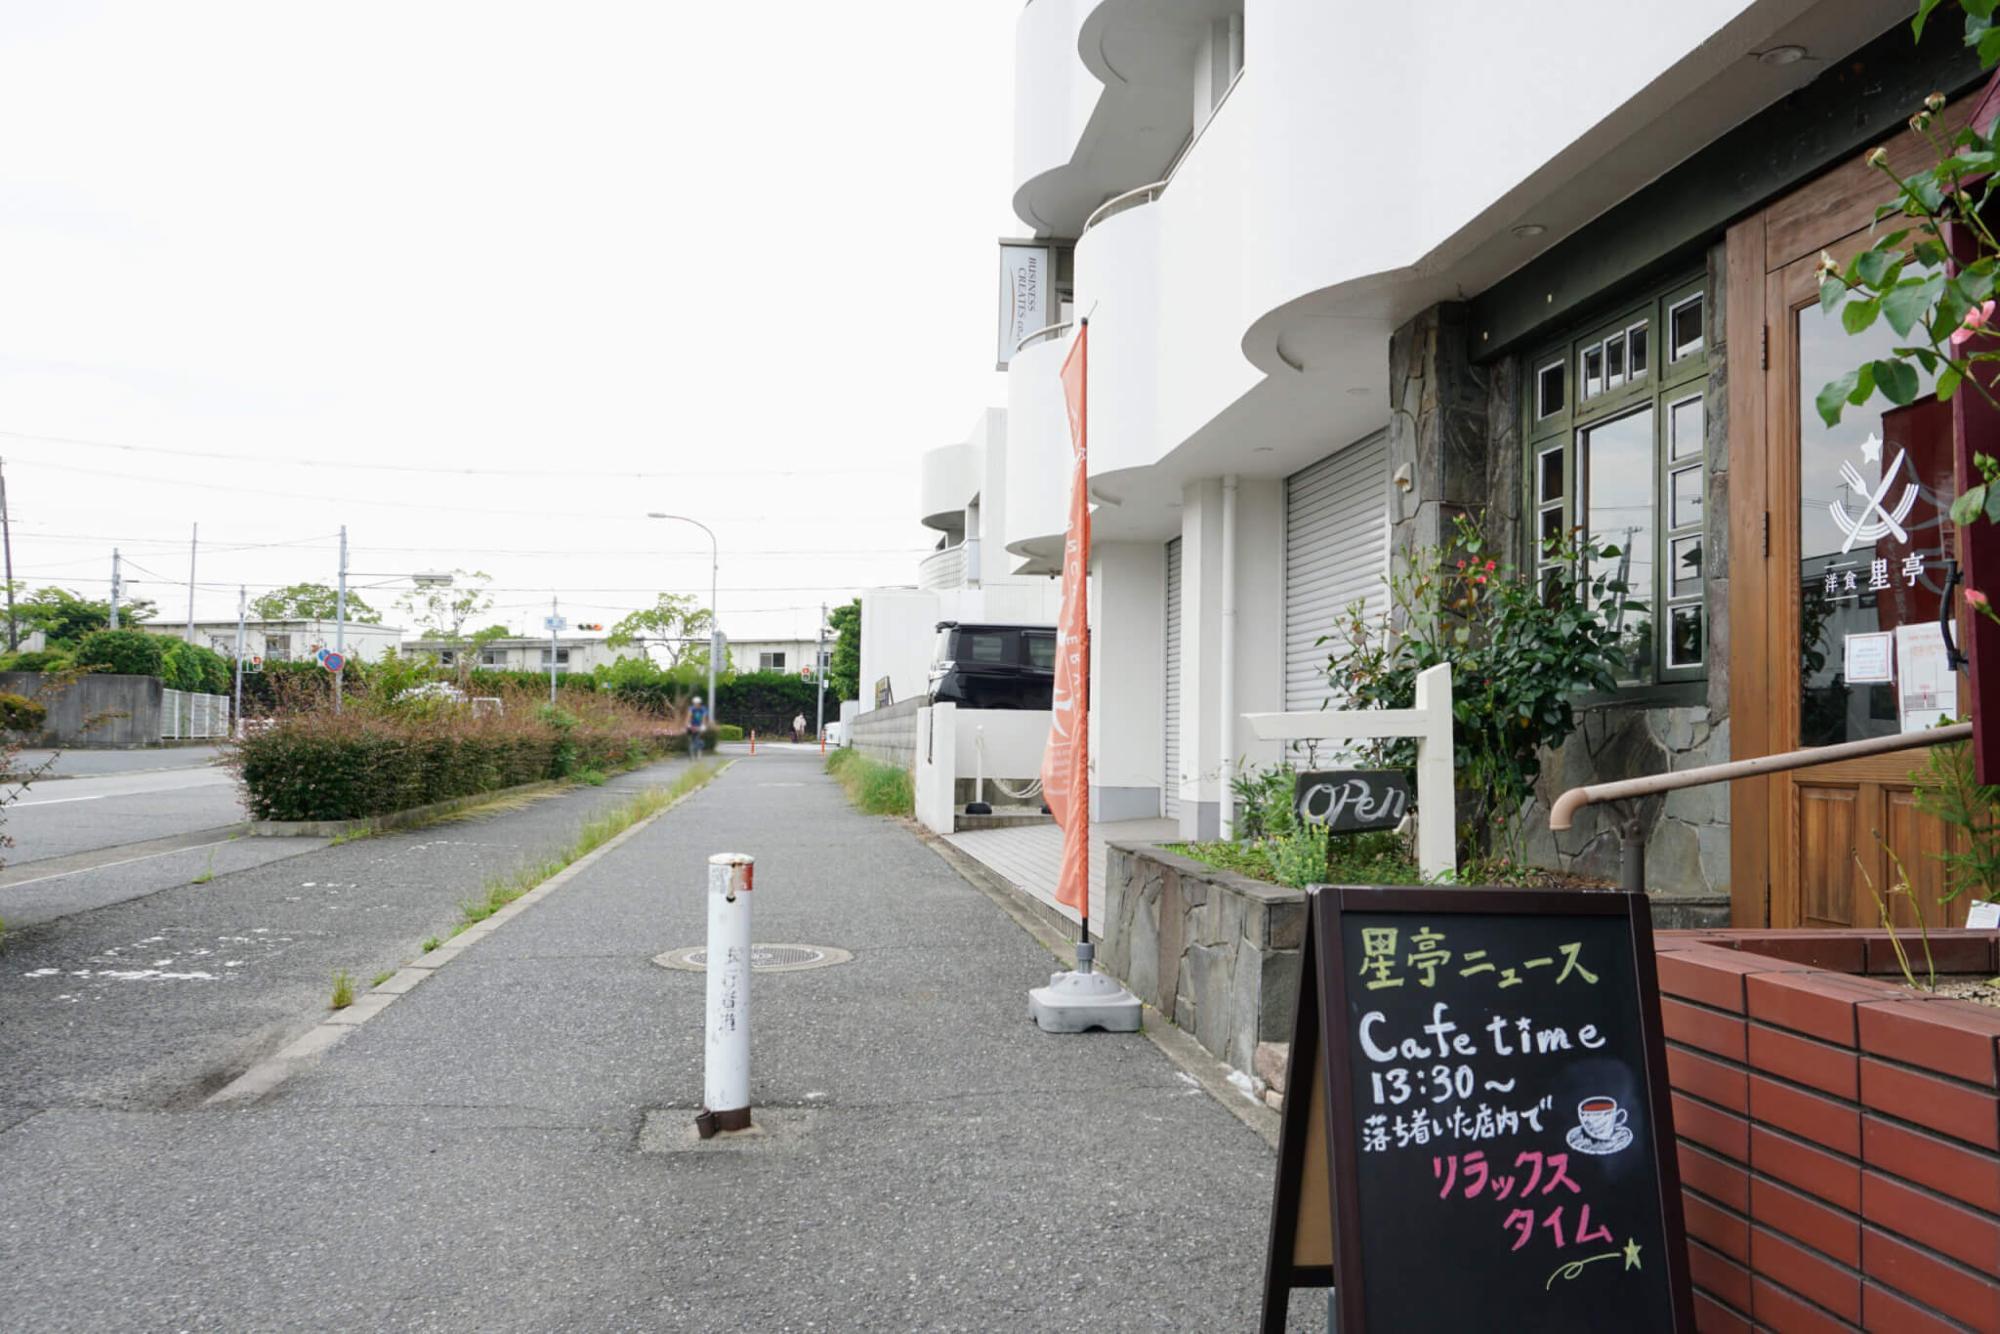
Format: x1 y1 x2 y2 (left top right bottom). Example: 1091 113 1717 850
0 2 1019 647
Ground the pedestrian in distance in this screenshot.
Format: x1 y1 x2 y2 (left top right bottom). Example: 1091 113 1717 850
792 711 805 744
688 695 708 760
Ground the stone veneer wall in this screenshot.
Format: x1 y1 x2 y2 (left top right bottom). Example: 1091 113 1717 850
1384 241 1734 901
1101 843 1305 1076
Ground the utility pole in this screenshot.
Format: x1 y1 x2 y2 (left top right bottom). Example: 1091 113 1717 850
0 457 17 651
109 548 122 629
185 522 198 643
233 585 247 739
335 525 348 714
549 595 560 706
815 601 827 744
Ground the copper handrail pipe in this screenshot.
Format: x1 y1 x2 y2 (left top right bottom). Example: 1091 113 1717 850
1549 722 1972 832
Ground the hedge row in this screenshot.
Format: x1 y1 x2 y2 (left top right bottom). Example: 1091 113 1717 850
236 716 685 822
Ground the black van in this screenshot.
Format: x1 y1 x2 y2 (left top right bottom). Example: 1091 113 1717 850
926 621 1057 710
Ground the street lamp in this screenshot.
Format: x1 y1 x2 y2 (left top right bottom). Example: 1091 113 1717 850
646 512 720 728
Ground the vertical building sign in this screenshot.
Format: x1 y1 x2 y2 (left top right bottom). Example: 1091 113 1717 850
995 242 1051 370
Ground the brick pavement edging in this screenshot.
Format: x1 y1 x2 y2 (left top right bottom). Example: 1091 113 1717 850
1653 929 2000 1332
205 760 732 1107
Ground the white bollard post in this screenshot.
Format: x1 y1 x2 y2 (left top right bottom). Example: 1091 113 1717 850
698 852 754 1138
967 723 992 815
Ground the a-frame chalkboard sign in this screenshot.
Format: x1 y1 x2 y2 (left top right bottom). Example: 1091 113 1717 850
1261 886 1693 1333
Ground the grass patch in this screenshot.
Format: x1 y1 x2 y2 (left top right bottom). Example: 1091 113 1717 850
576 768 608 787
371 969 394 987
1173 830 1423 887
448 760 725 934
328 826 374 846
330 970 355 1009
825 748 912 817
421 936 440 953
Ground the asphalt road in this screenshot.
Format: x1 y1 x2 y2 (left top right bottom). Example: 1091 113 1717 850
0 760 692 1117
1 764 247 866
11 745 228 780
0 750 1314 1331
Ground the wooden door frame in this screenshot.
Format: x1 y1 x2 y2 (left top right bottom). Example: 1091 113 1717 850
1726 102 1977 927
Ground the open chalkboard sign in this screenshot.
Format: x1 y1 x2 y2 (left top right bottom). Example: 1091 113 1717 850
1260 886 1692 1333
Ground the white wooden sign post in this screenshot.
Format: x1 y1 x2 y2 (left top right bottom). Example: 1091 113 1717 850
1242 663 1456 881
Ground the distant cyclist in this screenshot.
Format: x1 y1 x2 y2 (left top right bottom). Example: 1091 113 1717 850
688 695 708 760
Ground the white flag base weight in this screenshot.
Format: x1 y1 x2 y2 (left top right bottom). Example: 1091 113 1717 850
1029 941 1141 1034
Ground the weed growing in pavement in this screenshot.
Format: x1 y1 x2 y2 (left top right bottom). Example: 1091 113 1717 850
447 761 724 935
190 847 219 885
371 969 394 987
421 936 440 952
576 768 608 787
330 970 355 1009
825 748 913 817
328 826 374 847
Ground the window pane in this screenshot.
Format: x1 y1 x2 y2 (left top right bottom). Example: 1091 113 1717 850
1670 296 1704 360
1670 465 1702 529
1669 605 1704 667
1540 505 1565 552
966 633 1006 663
1537 362 1565 419
1606 334 1626 388
1583 408 1655 673
1670 395 1703 461
1671 536 1703 599
1538 448 1563 504
1582 344 1603 399
1026 635 1056 669
1628 324 1649 379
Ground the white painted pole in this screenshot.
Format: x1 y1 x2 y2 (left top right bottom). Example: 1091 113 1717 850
1218 474 1238 840
1412 663 1456 881
335 525 347 714
232 585 246 739
699 852 755 1136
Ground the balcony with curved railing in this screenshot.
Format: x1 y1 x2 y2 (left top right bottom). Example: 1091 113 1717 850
917 544 967 592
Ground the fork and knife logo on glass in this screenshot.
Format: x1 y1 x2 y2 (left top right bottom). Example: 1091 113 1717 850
1829 432 1919 553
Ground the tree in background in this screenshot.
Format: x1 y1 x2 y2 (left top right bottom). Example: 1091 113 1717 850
608 593 720 671
251 582 381 623
395 571 496 684
20 587 158 645
72 629 167 677
827 599 860 702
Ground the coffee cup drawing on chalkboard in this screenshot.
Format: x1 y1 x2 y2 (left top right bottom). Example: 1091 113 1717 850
1565 1096 1633 1156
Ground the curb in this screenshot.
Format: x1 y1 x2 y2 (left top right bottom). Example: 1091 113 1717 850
921 831 1280 1147
206 760 732 1107
242 779 569 838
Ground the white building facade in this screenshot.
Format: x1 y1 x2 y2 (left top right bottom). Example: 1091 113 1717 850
990 0 1985 896
860 407 1063 709
404 635 631 675
188 618 404 665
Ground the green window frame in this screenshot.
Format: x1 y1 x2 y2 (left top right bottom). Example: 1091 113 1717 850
1524 274 1710 690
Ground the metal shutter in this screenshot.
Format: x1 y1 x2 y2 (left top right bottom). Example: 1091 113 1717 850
1163 536 1182 818
1285 432 1389 715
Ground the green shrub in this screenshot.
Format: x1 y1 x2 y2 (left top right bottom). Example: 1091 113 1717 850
716 723 744 742
161 639 231 694
233 689 673 821
0 649 72 673
826 748 912 817
0 692 46 734
73 629 166 677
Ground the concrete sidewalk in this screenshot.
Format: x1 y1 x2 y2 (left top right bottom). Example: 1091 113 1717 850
0 748 1311 1331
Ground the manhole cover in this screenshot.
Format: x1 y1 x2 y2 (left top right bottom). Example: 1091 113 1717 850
652 943 852 973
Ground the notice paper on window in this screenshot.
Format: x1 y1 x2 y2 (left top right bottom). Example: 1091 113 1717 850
1843 631 1895 684
1894 622 1958 732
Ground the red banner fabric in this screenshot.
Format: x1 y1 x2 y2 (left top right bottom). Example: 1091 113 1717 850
1041 323 1091 916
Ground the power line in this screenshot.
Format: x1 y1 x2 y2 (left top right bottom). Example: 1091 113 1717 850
5 457 910 524
0 427 905 479
2 530 929 559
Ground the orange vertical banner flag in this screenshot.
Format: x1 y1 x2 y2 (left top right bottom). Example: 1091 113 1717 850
1042 322 1091 916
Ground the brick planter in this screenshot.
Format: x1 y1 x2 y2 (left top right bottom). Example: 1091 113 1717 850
1656 929 2000 1332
